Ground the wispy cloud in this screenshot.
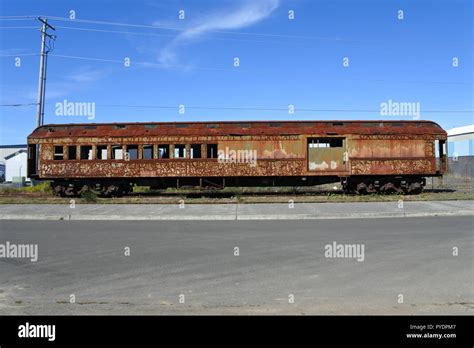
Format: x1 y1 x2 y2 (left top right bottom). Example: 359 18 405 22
67 68 107 83
23 67 109 101
156 0 280 67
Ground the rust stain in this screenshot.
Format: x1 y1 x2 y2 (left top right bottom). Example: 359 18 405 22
28 120 448 180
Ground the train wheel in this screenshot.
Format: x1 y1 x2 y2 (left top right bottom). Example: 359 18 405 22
405 181 423 195
380 182 403 194
52 183 65 197
356 182 368 195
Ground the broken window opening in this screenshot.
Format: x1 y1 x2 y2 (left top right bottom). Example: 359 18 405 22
190 144 202 159
207 144 218 158
142 145 154 160
80 146 93 160
126 145 139 160
174 144 186 159
158 145 169 159
96 145 107 160
111 145 123 160
68 146 77 160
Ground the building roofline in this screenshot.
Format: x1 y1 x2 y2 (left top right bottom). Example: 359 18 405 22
4 149 27 160
447 125 474 137
0 144 27 149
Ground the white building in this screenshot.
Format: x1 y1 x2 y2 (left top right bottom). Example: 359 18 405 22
4 149 28 183
447 125 474 157
0 144 27 164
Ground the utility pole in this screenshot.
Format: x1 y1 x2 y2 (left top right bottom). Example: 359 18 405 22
36 17 55 128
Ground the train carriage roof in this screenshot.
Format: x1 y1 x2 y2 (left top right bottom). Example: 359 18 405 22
29 120 446 138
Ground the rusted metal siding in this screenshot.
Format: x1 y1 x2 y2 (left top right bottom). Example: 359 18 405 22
349 139 426 158
39 159 307 178
28 120 448 180
351 159 434 175
221 135 304 159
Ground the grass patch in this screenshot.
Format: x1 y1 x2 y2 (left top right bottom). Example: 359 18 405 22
132 185 151 194
23 182 52 193
80 188 98 202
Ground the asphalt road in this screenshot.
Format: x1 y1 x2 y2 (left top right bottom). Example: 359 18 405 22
0 217 472 314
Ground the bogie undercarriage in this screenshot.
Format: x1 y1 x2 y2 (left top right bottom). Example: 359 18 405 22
342 176 426 195
50 175 428 197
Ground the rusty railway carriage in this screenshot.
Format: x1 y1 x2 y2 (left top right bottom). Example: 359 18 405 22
27 120 448 196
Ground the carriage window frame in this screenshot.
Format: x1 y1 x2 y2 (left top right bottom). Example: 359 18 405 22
158 145 170 159
80 145 93 160
54 146 64 160
96 145 107 160
207 144 218 158
125 145 139 160
190 144 202 159
174 144 186 159
142 144 154 160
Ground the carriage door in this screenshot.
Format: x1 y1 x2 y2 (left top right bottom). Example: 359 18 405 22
435 139 447 172
27 144 38 176
307 137 346 171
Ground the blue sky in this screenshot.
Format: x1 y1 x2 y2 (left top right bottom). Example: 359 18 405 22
0 0 472 144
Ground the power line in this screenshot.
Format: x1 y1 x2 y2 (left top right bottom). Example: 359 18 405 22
46 15 332 40
0 14 470 47
45 53 471 85
53 25 294 45
0 103 37 107
0 26 37 29
1 102 471 114
0 16 38 19
0 53 37 57
0 51 469 86
94 104 474 113
48 53 243 72
0 17 37 21
5 14 332 40
15 15 382 43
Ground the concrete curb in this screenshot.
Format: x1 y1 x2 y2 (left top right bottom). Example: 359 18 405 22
1 210 472 221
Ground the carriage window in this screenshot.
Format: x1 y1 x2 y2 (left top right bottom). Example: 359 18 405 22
158 145 170 159
308 138 343 148
96 145 107 160
54 146 64 160
190 144 202 159
111 145 123 160
126 145 139 160
142 145 153 160
207 144 218 158
80 146 93 160
68 146 77 160
174 144 186 159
